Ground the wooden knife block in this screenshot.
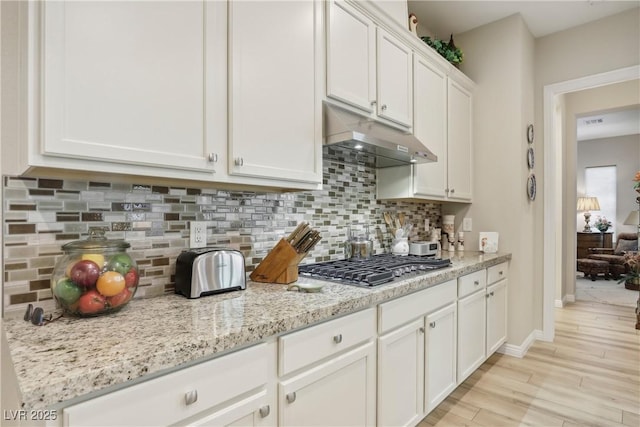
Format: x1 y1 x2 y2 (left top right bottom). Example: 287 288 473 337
250 239 308 284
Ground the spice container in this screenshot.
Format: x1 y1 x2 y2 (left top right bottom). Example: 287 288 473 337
50 228 139 316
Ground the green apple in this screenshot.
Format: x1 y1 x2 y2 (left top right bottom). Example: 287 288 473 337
54 278 82 305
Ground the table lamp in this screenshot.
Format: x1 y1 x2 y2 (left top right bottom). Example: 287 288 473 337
624 206 640 248
577 196 600 232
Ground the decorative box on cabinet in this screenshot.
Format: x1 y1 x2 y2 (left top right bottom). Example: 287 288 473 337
326 0 413 129
577 232 613 260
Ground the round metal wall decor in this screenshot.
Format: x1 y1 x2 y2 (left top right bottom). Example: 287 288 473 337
527 147 535 169
527 124 534 144
527 173 536 201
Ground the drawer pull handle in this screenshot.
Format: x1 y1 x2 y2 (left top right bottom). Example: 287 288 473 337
259 405 270 418
184 390 198 406
286 392 297 404
333 334 343 344
474 280 479 286
429 322 436 328
419 327 425 333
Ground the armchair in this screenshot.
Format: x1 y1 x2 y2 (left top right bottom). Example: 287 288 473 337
587 232 638 279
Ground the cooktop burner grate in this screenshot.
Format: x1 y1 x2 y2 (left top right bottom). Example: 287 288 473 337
298 254 451 287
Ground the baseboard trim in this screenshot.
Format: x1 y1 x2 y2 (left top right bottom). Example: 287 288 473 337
498 330 537 358
555 294 575 308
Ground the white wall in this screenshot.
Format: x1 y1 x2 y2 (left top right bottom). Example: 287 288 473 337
535 8 640 327
453 14 536 349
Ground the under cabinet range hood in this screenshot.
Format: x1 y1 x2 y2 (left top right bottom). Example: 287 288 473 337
323 102 437 168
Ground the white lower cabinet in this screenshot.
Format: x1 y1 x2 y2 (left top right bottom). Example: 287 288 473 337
377 280 457 426
278 308 377 426
377 318 425 427
486 263 509 356
62 343 275 427
457 282 487 383
425 302 457 413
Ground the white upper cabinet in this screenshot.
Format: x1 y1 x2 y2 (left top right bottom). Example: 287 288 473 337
326 0 412 128
376 28 413 127
41 1 214 173
446 78 473 201
227 0 322 184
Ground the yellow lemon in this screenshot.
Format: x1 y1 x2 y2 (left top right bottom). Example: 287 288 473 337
82 253 105 267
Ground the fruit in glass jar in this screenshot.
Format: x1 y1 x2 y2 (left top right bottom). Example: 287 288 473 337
108 288 132 308
96 271 126 297
77 290 106 314
124 268 139 288
107 253 134 275
54 278 82 305
81 253 105 267
70 260 101 287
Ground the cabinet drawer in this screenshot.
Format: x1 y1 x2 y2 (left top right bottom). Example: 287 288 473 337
458 269 486 298
378 280 456 334
279 308 376 376
487 262 508 284
63 344 268 426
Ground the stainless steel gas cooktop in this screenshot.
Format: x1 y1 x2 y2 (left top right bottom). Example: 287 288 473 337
298 254 451 287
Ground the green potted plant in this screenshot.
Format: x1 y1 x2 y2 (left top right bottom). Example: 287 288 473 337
420 34 464 67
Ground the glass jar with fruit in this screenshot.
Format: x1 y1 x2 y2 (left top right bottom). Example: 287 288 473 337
51 228 139 316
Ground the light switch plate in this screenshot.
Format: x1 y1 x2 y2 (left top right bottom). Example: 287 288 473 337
190 221 207 248
463 218 472 232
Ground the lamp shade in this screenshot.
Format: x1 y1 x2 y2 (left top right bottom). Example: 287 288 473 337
624 210 639 225
577 196 600 212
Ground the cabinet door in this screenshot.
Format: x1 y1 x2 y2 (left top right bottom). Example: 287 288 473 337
279 342 376 427
42 1 214 172
413 55 447 199
446 79 473 201
186 390 273 427
457 290 486 383
486 279 508 356
376 28 413 127
378 319 425 427
326 0 376 113
425 302 457 413
228 0 322 184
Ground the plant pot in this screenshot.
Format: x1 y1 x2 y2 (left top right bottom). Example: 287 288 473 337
625 277 640 291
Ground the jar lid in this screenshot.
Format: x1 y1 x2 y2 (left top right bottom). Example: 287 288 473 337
62 228 130 251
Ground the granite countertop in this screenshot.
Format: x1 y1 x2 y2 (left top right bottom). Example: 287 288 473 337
3 251 510 410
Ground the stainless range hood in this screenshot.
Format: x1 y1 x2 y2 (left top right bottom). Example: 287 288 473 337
323 102 437 168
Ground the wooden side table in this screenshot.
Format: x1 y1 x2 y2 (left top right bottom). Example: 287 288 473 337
577 232 613 259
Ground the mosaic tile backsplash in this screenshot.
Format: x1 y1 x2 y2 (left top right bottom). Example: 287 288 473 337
2 148 442 317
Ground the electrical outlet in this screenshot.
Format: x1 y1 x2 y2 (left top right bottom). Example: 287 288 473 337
463 218 472 232
190 221 207 248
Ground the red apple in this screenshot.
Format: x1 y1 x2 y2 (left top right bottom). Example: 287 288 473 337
70 260 101 287
77 290 106 314
108 288 132 308
124 268 139 288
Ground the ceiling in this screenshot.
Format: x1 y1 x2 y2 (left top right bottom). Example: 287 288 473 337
577 107 640 141
407 0 640 39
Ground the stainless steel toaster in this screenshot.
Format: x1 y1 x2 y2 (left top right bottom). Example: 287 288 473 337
175 248 246 298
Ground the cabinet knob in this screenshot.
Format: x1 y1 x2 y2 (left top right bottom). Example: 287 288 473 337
208 153 218 163
429 321 436 328
381 104 388 111
235 157 244 166
370 100 377 106
259 405 270 418
333 334 343 344
184 390 198 406
499 271 504 276
450 188 455 194
286 392 297 404
490 291 495 297
486 293 491 299
419 327 425 333
474 280 479 286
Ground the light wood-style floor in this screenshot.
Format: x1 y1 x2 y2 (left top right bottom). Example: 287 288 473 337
419 301 640 427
